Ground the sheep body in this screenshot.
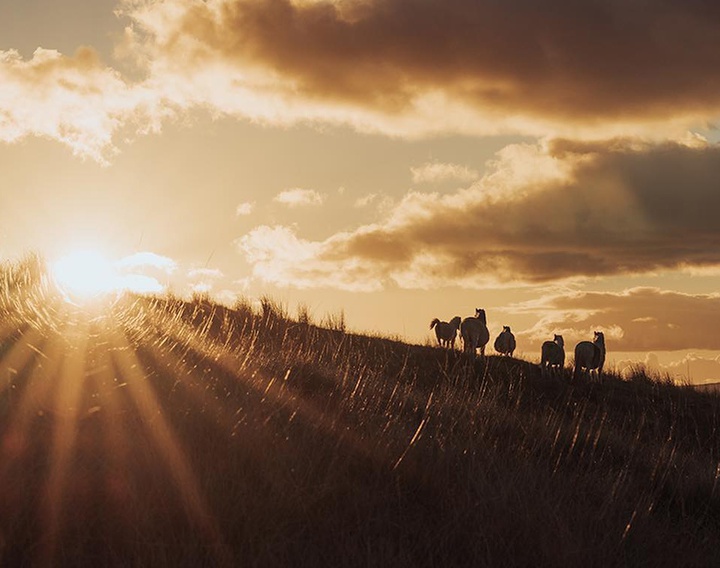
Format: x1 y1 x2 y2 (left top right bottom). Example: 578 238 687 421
573 331 606 381
430 316 462 349
461 308 490 358
540 335 565 376
494 326 516 356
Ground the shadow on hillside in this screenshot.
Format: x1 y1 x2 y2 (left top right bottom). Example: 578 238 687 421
0 274 720 566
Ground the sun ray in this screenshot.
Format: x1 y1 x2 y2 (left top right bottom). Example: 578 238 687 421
91 342 133 511
124 300 379 465
0 325 50 401
0 325 71 565
1 290 384 563
0 329 54 480
39 318 91 564
103 319 232 564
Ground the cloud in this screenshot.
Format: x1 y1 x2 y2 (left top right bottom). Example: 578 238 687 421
6 0 720 159
236 201 255 216
214 289 240 306
114 0 720 138
274 188 325 207
111 251 176 293
5 1 720 158
116 251 177 273
236 225 383 292
354 193 378 208
239 139 720 290
666 355 720 384
0 46 157 162
411 161 479 184
513 287 720 352
616 353 720 385
186 267 224 294
118 273 165 294
187 267 224 279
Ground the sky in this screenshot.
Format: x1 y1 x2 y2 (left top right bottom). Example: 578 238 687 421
3 0 720 382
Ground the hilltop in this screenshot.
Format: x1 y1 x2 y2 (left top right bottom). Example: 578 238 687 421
1 256 720 567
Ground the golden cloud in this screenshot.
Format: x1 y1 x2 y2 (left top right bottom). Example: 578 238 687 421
0 47 156 162
4 1 720 157
514 287 720 352
274 188 325 207
238 139 720 290
411 161 479 184
115 0 720 138
236 225 385 292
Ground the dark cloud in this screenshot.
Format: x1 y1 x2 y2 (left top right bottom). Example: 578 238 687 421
516 287 720 352
239 139 720 289
157 0 720 123
295 140 720 285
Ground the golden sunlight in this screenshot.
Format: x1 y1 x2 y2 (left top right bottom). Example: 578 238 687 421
51 250 164 301
52 250 119 298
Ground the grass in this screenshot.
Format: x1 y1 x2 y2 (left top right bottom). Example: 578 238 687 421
0 255 720 566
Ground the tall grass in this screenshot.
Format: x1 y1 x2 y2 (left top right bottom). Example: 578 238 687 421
0 258 719 566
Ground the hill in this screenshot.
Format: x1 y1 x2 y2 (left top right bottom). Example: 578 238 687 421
694 381 720 393
1 256 720 566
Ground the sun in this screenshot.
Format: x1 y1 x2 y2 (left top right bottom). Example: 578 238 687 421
51 249 168 302
51 250 122 300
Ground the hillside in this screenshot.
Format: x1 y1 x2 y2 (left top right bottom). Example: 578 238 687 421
1 257 720 566
694 381 720 393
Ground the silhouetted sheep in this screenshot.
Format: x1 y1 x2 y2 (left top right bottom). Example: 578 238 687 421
494 326 516 356
430 316 462 349
573 331 606 381
540 334 565 376
461 308 490 358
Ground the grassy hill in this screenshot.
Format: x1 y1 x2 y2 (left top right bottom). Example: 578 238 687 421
1 256 720 566
694 381 720 393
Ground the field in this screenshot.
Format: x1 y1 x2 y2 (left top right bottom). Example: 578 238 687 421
1 256 720 567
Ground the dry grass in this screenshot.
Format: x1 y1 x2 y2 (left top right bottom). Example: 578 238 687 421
0 255 719 566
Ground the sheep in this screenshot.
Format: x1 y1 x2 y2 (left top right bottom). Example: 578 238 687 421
430 316 462 349
540 334 565 377
460 308 490 358
494 326 516 357
573 331 606 381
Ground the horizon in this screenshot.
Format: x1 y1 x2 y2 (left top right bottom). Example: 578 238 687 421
3 0 720 382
